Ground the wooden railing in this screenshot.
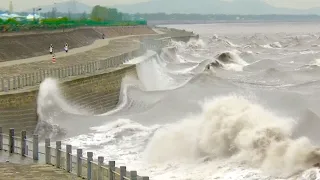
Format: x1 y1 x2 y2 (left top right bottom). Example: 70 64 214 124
0 127 149 180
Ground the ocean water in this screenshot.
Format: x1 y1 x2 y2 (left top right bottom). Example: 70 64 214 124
36 22 320 180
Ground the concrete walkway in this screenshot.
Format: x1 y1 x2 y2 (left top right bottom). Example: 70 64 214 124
0 37 141 77
0 163 82 180
0 33 159 68
0 151 81 180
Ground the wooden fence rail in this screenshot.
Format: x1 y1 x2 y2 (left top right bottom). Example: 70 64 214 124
0 127 149 180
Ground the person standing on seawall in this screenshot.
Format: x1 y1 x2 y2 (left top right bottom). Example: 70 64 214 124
102 33 105 39
64 43 69 53
49 44 54 54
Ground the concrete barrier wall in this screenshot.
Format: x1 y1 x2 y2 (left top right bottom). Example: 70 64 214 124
0 26 156 62
61 65 136 114
0 65 136 135
0 33 195 136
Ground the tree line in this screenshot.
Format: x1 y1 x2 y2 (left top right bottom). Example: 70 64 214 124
0 6 135 21
3 8 320 22
40 5 132 21
90 5 123 21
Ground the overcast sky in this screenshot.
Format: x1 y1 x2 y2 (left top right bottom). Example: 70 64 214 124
1 0 320 12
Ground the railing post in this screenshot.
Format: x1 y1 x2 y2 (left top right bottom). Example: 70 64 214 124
22 74 25 87
25 144 28 156
66 144 72 172
56 141 61 168
130 171 138 180
1 79 4 92
9 128 14 153
98 156 104 180
77 149 82 177
108 161 115 180
120 166 126 180
18 75 21 88
40 70 43 81
45 138 51 164
33 134 39 160
7 78 10 90
32 73 35 85
21 131 26 156
87 152 93 180
58 69 61 78
0 127 2 150
13 76 16 89
142 177 149 180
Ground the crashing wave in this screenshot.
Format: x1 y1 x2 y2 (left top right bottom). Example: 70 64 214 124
143 95 320 178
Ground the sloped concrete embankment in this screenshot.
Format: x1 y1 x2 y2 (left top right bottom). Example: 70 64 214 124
0 26 156 62
0 33 195 136
0 64 136 135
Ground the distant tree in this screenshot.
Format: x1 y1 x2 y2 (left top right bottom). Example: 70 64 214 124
91 5 106 21
91 5 123 21
5 18 19 25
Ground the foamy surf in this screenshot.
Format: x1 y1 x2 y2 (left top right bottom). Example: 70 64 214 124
36 23 320 180
62 95 320 180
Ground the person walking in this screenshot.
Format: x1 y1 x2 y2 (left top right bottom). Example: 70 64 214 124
49 44 54 54
64 43 69 53
52 54 56 63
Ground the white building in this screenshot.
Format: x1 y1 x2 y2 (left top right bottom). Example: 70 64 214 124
0 13 43 21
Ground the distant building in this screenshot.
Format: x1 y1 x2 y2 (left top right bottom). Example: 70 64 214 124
0 13 43 21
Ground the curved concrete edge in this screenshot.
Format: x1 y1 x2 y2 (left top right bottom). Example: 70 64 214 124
0 32 195 135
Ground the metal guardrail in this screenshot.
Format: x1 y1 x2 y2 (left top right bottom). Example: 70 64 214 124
0 39 163 93
0 32 195 93
0 32 195 179
0 127 149 180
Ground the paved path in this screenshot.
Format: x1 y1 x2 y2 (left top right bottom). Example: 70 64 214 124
0 34 156 68
0 37 142 77
0 151 81 180
0 163 82 180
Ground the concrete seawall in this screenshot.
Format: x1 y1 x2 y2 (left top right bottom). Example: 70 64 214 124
0 28 196 136
0 26 156 62
0 64 136 134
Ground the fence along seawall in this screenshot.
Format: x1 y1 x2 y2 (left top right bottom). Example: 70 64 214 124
0 32 192 93
0 127 148 180
0 34 181 134
0 31 196 179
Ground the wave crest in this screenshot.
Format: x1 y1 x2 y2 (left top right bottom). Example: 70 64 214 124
143 95 320 177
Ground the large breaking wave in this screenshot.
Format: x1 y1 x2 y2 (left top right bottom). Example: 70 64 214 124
35 28 320 180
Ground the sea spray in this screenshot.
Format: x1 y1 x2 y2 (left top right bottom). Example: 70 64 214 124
35 78 87 139
143 95 320 178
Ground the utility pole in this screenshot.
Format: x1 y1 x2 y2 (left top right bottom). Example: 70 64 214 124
33 8 35 21
9 1 13 14
68 8 71 19
33 7 42 21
